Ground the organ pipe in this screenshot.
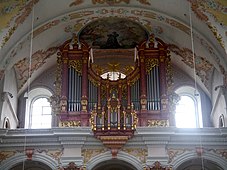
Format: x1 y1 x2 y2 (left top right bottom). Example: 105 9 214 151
68 67 82 112
146 66 160 110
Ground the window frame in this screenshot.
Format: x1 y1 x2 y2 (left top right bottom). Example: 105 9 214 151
175 86 203 128
24 88 52 129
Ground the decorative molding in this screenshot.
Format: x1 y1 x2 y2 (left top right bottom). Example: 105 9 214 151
167 148 191 163
0 151 16 163
82 148 108 164
121 148 147 163
59 120 81 127
147 120 169 127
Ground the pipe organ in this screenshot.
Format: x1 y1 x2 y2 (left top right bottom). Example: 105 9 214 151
54 34 172 128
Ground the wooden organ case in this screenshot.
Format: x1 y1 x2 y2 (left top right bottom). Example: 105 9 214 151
53 35 172 155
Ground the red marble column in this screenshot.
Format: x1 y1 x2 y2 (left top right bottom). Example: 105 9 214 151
61 53 68 97
60 52 68 118
139 51 147 110
80 51 89 126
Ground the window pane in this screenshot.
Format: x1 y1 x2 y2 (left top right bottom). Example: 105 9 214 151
175 96 197 128
31 98 52 129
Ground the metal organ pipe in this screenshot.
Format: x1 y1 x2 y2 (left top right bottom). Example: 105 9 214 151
131 80 140 110
68 67 72 111
67 66 82 112
147 66 160 110
88 80 98 111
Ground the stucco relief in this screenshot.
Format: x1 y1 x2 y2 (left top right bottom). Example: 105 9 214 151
169 44 213 89
121 148 147 163
167 148 193 163
1 0 39 48
14 47 58 90
189 0 226 50
0 151 16 163
6 7 220 69
82 148 108 163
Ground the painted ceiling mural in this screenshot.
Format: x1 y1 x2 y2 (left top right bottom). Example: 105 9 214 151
79 17 148 49
0 0 38 48
189 0 227 50
0 0 226 94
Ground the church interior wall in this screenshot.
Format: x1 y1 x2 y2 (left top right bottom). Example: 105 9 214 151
1 68 18 128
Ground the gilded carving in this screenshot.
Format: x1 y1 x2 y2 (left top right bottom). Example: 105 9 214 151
69 60 82 74
121 148 147 163
59 120 81 127
49 95 61 115
81 148 107 163
147 120 169 127
145 58 159 73
0 151 16 162
165 54 173 92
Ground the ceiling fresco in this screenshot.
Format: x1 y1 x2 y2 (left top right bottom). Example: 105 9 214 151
79 17 148 49
0 0 38 48
189 0 227 50
0 0 226 95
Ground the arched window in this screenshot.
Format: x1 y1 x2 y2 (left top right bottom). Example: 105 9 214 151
175 86 203 128
219 114 225 127
25 88 52 129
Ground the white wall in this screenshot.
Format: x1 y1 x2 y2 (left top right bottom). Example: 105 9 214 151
0 68 18 129
210 69 226 127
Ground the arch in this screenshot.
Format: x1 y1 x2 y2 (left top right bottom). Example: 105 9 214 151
86 151 144 170
174 86 203 128
171 151 227 170
24 87 53 129
219 114 225 127
3 117 10 129
0 153 58 170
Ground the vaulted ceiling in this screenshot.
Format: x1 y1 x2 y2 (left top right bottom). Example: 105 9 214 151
0 0 226 96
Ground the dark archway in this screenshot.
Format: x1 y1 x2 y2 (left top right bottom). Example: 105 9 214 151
92 159 137 170
176 158 224 170
9 160 52 170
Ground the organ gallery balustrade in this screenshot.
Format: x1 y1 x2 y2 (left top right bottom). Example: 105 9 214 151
90 94 138 157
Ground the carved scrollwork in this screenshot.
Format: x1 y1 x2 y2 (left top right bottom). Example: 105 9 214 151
59 120 81 127
147 119 169 127
145 58 159 73
69 60 82 74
